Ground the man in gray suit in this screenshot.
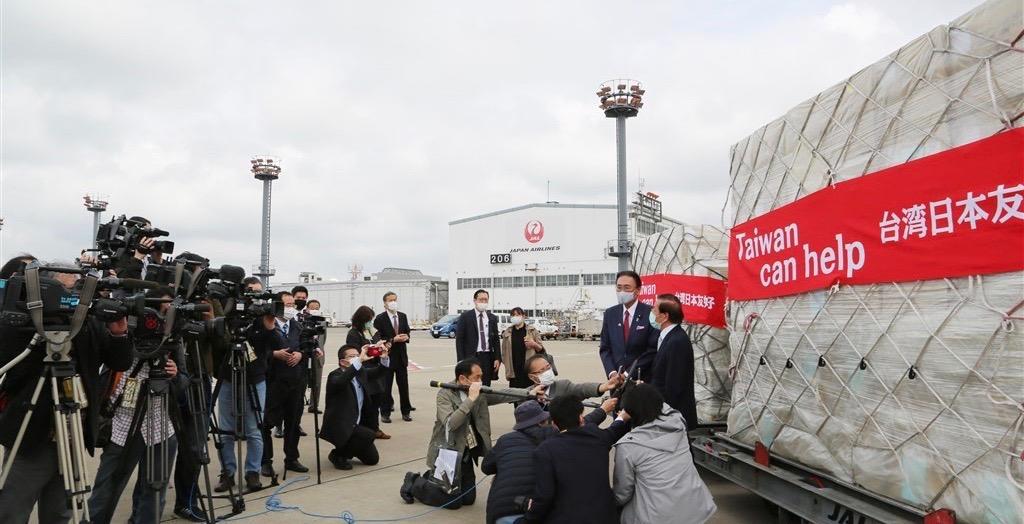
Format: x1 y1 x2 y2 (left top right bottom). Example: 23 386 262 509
524 354 623 405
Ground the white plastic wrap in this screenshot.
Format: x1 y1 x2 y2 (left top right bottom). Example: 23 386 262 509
725 1 1024 522
633 224 731 423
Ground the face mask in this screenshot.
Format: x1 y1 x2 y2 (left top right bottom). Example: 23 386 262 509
346 356 359 367
294 299 307 310
386 301 398 311
511 316 524 326
308 309 320 315
649 311 661 328
537 369 556 386
617 291 636 305
283 307 298 320
475 302 489 312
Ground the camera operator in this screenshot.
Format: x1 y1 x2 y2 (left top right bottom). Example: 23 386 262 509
292 286 324 416
213 279 278 494
112 216 166 280
0 257 133 524
347 306 388 439
260 291 313 476
320 343 390 470
87 286 188 524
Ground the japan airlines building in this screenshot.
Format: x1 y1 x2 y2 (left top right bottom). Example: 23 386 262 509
448 195 680 316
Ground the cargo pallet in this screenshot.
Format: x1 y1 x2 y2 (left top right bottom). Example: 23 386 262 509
689 427 956 524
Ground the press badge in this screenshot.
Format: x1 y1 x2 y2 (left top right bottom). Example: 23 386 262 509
122 377 140 410
246 347 258 363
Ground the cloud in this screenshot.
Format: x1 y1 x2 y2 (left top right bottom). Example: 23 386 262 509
0 0 983 281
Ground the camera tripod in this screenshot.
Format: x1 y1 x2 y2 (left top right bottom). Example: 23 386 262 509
279 346 323 484
0 265 104 523
0 333 95 523
207 336 278 519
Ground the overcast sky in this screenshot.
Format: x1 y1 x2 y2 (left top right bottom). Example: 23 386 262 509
0 0 982 282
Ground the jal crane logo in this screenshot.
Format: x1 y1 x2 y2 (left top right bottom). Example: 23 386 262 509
524 220 544 243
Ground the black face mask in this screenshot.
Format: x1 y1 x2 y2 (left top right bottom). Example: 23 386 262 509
295 299 307 310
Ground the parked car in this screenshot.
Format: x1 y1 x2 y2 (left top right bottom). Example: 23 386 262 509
526 317 559 340
431 314 460 339
495 313 512 333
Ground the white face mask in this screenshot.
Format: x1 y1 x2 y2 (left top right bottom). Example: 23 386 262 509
616 291 636 305
345 356 359 367
511 315 524 326
308 309 320 314
386 301 398 311
283 307 298 320
475 302 489 312
537 369 556 386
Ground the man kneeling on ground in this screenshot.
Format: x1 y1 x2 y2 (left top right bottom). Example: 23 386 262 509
401 358 544 508
319 343 389 470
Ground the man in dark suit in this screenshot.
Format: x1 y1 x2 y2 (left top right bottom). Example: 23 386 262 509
525 396 630 524
455 289 501 386
260 291 310 476
599 270 660 379
373 291 414 422
650 294 699 430
320 344 388 470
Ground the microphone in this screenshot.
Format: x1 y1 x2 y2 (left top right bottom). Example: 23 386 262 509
429 381 524 397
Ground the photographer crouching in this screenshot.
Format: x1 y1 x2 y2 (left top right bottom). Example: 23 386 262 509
0 256 133 524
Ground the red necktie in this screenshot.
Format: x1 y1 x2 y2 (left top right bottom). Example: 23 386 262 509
623 308 631 343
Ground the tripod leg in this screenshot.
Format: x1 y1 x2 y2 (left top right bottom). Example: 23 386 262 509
64 376 95 522
313 408 322 485
0 375 47 490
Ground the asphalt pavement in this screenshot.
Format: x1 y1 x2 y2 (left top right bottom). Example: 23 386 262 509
86 328 774 523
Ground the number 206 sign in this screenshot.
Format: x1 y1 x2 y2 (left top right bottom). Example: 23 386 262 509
489 253 512 264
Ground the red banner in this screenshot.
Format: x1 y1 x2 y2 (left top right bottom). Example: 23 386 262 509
728 129 1024 301
638 274 727 328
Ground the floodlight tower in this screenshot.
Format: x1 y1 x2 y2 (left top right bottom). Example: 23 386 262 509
82 195 109 248
596 79 645 271
252 156 281 287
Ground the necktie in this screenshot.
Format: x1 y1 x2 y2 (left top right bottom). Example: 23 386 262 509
281 322 289 336
392 315 400 336
478 312 488 351
623 308 631 343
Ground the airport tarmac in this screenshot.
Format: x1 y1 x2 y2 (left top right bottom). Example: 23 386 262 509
87 329 775 523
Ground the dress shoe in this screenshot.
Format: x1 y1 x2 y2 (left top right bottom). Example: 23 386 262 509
298 426 308 437
260 463 275 478
274 427 284 438
402 414 413 422
285 460 309 473
333 457 353 470
375 430 391 440
308 407 323 414
381 414 392 424
214 472 234 493
399 472 417 503
409 406 417 411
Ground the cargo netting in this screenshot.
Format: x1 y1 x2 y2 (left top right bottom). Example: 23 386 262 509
723 0 1024 522
632 224 732 423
